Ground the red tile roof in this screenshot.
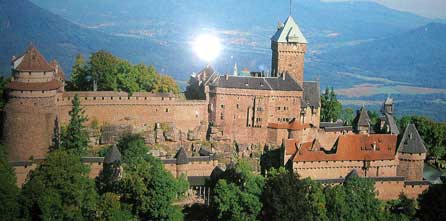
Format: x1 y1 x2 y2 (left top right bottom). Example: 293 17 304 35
291 134 398 162
15 45 54 72
7 79 61 91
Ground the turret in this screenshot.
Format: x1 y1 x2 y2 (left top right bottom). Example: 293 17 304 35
2 45 61 161
102 144 123 182
383 96 394 115
353 106 371 134
397 124 427 181
175 147 189 178
271 16 307 85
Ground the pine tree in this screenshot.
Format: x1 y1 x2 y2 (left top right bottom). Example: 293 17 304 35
61 94 89 155
49 117 60 152
0 145 20 220
70 54 89 90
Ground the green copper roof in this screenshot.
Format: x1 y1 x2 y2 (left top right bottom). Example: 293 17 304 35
271 16 307 44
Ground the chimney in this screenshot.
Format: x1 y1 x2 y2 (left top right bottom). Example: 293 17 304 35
225 74 229 80
282 73 286 80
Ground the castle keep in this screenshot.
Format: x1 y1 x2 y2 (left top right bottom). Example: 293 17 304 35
3 16 430 199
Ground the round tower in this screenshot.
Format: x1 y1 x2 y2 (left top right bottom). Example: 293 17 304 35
271 16 307 85
175 147 189 178
396 124 427 180
2 45 61 161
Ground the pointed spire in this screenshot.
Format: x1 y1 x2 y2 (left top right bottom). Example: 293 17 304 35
175 147 189 165
104 145 122 164
15 44 53 72
398 124 427 154
271 16 307 44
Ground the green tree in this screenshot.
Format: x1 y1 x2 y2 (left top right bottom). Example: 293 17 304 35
0 145 20 220
321 87 342 122
19 150 97 220
341 108 354 125
213 179 261 221
324 185 349 221
69 50 180 94
116 134 148 163
118 157 183 220
60 94 89 155
418 183 446 220
0 76 10 109
103 134 184 220
262 171 328 221
212 160 264 221
96 192 134 221
70 54 89 90
342 176 383 220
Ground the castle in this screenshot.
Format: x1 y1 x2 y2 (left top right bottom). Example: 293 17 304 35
2 16 430 199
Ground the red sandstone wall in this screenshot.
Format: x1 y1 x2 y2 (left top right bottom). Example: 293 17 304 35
397 153 426 180
56 92 208 134
3 96 57 161
209 87 302 144
294 160 398 179
271 42 306 84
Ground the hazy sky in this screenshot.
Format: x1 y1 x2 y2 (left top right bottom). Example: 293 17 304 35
324 0 446 19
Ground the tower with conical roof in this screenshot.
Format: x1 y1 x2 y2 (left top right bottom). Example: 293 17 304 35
2 44 62 161
396 124 427 180
271 16 307 85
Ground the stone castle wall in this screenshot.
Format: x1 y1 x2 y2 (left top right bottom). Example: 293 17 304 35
164 159 218 178
3 92 58 161
57 92 208 133
208 86 303 144
397 153 426 181
294 159 398 180
271 42 306 84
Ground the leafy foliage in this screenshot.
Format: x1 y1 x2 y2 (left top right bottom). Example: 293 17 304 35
0 145 20 220
60 94 89 155
417 183 446 220
321 87 342 122
19 150 98 220
97 134 185 221
212 160 264 221
70 51 180 94
262 171 327 221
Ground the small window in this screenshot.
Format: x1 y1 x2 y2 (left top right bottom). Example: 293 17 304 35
102 97 104 100
42 90 44 94
165 108 169 113
221 104 224 109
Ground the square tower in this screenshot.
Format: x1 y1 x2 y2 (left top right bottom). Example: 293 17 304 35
271 16 307 85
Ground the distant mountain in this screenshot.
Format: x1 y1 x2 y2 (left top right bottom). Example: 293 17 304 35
0 0 182 76
31 0 433 43
318 23 446 88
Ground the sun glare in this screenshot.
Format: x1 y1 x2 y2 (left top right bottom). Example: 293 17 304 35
192 34 222 62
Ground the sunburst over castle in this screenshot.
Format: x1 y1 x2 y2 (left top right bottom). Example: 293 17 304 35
3 15 430 200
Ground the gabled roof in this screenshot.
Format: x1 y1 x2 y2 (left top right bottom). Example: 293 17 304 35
292 134 398 162
212 74 302 91
14 45 54 72
104 145 122 164
398 124 427 154
175 147 189 165
355 106 371 127
301 81 320 108
271 16 307 44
